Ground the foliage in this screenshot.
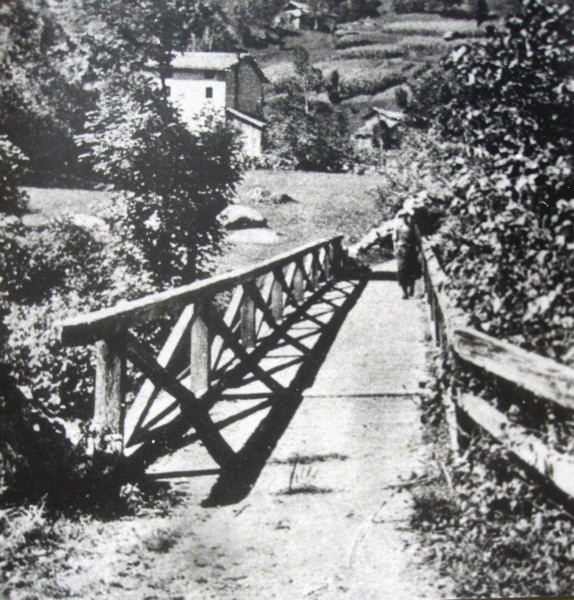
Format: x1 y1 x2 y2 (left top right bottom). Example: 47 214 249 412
339 71 407 97
266 48 354 171
0 137 28 215
404 0 574 366
0 217 156 420
438 0 574 214
79 76 242 286
413 370 574 598
0 0 92 186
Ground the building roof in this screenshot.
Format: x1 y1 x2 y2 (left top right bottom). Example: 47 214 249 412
226 108 266 129
171 52 242 71
170 52 269 83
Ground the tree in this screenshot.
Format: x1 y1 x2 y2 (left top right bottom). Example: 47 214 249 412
0 0 93 185
267 52 353 172
79 74 243 286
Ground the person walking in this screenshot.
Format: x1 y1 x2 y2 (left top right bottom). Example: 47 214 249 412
393 208 419 299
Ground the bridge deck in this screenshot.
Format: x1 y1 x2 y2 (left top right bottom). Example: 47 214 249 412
145 262 447 598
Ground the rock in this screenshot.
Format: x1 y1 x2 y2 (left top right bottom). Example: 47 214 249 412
68 213 110 231
219 205 268 230
269 193 298 205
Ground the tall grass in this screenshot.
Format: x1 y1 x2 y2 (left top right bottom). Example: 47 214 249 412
337 45 407 60
340 71 407 97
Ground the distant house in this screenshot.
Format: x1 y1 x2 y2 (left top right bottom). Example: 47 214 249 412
274 1 338 33
167 52 269 157
274 1 310 30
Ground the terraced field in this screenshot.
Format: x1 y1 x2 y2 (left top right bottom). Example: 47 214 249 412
255 12 492 116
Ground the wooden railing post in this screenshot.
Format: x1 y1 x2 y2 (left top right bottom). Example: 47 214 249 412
94 333 125 447
293 262 305 303
241 285 256 348
331 238 344 276
190 306 210 396
271 270 284 322
323 245 332 281
310 250 319 291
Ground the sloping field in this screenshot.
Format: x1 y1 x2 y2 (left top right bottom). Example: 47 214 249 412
220 169 384 271
256 11 490 115
19 169 387 275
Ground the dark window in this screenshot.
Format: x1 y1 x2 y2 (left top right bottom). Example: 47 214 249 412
206 86 213 99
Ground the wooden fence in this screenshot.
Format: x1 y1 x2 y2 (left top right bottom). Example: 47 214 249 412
59 236 345 466
420 236 574 499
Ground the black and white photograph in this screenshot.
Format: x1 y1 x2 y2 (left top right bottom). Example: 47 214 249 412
0 0 573 598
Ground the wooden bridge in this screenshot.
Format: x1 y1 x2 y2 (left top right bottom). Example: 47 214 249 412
59 233 574 509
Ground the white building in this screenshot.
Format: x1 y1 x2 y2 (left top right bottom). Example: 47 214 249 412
167 52 269 157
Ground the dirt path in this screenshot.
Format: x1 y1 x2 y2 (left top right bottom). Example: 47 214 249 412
42 264 451 599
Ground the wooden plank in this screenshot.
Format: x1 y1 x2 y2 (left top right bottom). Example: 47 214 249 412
458 392 574 498
454 328 574 411
271 271 284 322
241 289 256 348
94 334 125 441
190 310 210 396
293 262 305 303
60 236 343 346
124 304 196 446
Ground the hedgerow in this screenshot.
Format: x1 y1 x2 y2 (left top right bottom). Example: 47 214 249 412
336 45 406 60
339 71 407 97
393 0 574 594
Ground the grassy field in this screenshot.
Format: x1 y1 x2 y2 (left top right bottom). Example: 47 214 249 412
20 170 386 274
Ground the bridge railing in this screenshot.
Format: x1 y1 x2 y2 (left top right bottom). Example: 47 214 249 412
59 236 345 463
419 234 574 499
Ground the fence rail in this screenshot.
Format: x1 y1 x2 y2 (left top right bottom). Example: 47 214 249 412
419 234 574 499
58 236 345 466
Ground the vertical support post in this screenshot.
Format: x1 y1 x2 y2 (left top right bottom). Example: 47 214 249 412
293 262 305 304
443 383 460 454
190 307 210 396
271 270 283 322
331 238 344 277
434 304 441 347
94 333 125 447
310 250 319 291
323 245 332 281
241 286 256 348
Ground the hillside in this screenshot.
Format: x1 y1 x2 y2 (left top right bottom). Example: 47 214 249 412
253 11 494 124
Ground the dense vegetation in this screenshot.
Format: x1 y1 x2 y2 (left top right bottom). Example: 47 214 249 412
381 0 574 594
0 0 242 504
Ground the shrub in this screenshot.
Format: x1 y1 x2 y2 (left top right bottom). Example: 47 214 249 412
0 218 156 420
0 137 28 216
337 45 407 59
340 71 407 97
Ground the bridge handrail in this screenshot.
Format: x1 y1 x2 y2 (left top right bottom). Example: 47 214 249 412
419 232 574 499
420 236 574 410
60 235 343 346
55 235 346 462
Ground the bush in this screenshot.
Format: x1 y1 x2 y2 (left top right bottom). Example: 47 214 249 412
340 71 407 97
0 218 156 420
337 45 407 59
413 373 574 598
266 99 354 172
0 137 28 216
